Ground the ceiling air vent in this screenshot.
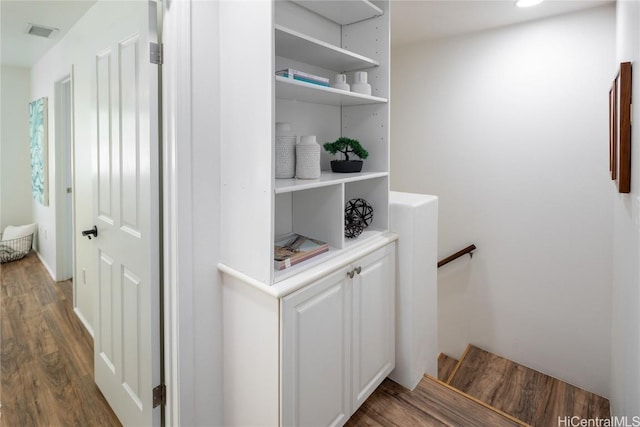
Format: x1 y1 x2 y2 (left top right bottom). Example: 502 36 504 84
26 23 59 39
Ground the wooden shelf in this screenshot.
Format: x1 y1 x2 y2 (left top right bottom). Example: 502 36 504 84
275 171 388 194
275 25 379 72
290 0 382 25
275 76 387 106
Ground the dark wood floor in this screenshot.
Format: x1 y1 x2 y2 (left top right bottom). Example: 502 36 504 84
2 253 610 427
448 345 611 427
437 353 458 382
347 375 526 427
1 252 121 426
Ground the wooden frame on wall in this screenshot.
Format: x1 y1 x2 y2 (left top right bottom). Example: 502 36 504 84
610 62 632 193
618 62 632 193
609 77 617 181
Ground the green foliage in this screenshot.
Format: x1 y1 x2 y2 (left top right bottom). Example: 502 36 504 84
323 137 369 161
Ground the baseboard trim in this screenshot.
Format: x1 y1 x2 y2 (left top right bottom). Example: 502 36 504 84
74 307 95 338
35 250 56 281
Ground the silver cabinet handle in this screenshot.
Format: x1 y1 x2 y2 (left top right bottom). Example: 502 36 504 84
354 266 361 275
347 270 355 279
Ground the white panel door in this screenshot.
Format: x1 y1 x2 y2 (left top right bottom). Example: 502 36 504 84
281 267 351 427
90 1 161 425
351 244 395 408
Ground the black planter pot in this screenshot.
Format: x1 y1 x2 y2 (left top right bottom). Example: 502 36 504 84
330 160 363 173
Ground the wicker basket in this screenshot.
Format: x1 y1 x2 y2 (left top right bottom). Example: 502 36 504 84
0 234 33 263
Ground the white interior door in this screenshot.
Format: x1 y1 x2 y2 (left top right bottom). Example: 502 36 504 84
55 75 74 281
89 1 161 425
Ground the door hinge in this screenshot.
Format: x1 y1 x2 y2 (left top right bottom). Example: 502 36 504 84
150 42 163 65
153 384 166 407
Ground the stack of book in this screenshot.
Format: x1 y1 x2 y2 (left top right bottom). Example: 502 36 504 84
276 68 330 87
274 233 329 270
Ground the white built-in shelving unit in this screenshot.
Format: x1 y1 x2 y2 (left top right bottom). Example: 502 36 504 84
219 0 390 286
272 0 390 286
219 1 393 425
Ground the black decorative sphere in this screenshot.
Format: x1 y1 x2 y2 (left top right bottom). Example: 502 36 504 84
345 220 365 239
344 198 374 239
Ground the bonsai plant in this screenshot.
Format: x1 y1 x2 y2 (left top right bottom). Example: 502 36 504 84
323 137 369 173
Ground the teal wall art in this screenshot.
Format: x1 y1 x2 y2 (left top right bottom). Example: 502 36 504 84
29 97 48 206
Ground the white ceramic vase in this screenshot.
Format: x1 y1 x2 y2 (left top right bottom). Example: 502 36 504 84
296 135 321 179
275 122 296 179
331 74 350 91
351 71 372 96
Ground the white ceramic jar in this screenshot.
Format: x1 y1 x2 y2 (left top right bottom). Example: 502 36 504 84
331 74 350 91
351 71 372 96
275 122 296 179
296 135 321 179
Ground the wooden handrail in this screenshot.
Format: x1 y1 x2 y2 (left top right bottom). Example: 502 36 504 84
438 244 477 268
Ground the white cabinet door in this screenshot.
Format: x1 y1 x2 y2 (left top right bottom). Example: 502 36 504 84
351 244 395 408
281 267 351 427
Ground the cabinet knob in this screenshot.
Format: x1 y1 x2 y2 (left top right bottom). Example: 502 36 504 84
347 270 355 279
355 266 361 275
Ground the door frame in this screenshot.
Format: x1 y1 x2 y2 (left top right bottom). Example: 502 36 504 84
54 72 76 282
162 0 223 424
162 1 191 423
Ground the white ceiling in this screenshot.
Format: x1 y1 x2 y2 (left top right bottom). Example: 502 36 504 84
390 0 614 48
1 0 96 68
0 0 615 67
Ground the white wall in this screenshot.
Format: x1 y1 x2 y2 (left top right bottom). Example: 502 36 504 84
1 66 33 232
30 60 63 279
391 5 615 397
611 0 640 418
190 1 223 421
163 0 223 424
